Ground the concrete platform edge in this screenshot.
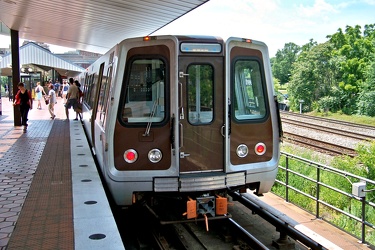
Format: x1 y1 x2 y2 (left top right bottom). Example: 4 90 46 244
70 121 125 250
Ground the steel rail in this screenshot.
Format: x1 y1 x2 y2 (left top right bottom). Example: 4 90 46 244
229 191 327 250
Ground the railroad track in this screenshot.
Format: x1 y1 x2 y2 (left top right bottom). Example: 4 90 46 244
281 118 375 142
280 111 375 135
144 203 270 250
280 112 375 156
229 192 327 250
115 194 330 250
283 132 357 157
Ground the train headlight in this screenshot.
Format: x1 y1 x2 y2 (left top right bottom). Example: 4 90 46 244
236 144 248 158
148 149 162 163
255 143 266 156
124 149 138 163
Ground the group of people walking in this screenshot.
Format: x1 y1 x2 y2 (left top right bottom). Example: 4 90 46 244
13 78 83 133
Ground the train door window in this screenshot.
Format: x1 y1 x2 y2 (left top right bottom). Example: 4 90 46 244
82 73 89 103
99 66 113 128
122 58 166 124
187 64 214 124
84 74 95 109
233 59 266 120
89 74 99 109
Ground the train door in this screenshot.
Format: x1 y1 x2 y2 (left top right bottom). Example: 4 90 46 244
178 56 224 173
95 62 113 169
91 63 105 148
225 38 274 170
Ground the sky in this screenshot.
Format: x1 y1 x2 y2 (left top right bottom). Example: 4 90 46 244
1 0 375 57
152 0 375 56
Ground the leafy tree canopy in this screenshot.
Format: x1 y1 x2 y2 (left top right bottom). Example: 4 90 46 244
273 23 375 116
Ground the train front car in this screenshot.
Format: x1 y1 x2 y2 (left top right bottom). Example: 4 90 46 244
105 35 280 218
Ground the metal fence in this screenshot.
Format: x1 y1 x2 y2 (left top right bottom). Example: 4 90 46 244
273 151 375 245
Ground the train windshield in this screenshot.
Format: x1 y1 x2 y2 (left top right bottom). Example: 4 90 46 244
122 58 166 124
233 59 267 120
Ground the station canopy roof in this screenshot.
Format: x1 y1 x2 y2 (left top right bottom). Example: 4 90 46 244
0 0 209 54
0 42 85 77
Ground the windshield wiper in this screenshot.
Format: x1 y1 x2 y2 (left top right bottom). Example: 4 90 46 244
143 100 157 137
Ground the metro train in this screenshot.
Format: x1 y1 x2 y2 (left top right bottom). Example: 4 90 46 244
78 35 282 218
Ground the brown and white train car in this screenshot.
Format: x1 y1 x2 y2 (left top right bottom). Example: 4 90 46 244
79 35 282 213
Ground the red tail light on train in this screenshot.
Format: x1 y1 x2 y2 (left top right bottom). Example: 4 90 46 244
124 149 138 163
255 143 266 156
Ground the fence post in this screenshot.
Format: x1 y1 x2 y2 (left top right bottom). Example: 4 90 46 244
316 167 320 218
361 195 366 244
285 157 289 202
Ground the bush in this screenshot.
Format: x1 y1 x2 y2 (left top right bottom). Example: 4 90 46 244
316 96 341 113
357 91 375 116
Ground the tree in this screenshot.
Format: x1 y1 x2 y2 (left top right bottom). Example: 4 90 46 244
327 25 375 114
274 23 375 116
287 42 340 112
271 42 301 85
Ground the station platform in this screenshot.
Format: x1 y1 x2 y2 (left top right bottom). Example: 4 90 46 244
0 96 372 250
243 192 371 249
0 97 123 250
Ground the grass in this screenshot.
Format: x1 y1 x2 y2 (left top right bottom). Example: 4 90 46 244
276 138 375 246
307 111 375 126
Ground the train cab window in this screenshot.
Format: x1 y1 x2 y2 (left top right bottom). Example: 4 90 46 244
122 58 166 124
187 64 214 124
233 60 266 121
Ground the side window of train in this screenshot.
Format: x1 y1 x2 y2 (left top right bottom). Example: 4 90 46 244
99 66 113 128
122 58 166 124
233 59 267 121
187 64 214 125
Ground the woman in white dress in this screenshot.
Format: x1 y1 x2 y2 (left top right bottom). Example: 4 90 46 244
34 82 46 109
46 84 56 119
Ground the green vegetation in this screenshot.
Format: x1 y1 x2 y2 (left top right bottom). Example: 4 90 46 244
307 111 375 126
273 142 375 246
273 45 375 242
0 76 7 96
271 24 375 117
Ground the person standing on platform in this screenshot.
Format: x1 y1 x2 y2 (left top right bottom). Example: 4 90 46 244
54 79 61 97
74 80 83 121
65 78 79 120
46 84 56 119
62 80 69 103
13 82 33 133
35 82 46 109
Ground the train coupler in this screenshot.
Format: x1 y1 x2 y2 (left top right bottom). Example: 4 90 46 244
183 195 228 231
185 195 228 219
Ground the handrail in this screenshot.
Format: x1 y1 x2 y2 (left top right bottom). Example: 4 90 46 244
274 151 375 246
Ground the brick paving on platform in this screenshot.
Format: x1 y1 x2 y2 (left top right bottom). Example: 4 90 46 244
0 96 74 249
